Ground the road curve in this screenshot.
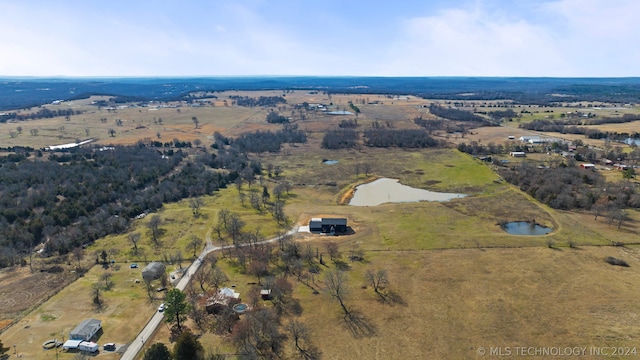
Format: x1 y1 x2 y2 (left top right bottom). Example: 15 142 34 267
119 228 296 360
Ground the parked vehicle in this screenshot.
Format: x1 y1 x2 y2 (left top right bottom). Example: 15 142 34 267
79 341 99 352
103 343 116 351
158 303 165 312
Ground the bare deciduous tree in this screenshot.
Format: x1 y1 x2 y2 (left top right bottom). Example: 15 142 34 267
148 215 162 246
190 196 204 217
288 320 322 360
324 241 339 261
217 209 230 229
211 267 229 290
194 266 210 292
91 283 103 308
72 247 84 271
365 268 388 294
129 232 141 255
324 270 351 319
101 272 114 290
230 308 285 358
188 236 203 257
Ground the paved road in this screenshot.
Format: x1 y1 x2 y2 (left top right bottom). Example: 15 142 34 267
119 228 296 360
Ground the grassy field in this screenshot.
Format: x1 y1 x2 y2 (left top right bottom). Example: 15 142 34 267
293 245 640 359
2 91 640 359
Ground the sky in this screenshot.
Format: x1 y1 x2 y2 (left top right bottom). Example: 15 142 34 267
0 0 638 77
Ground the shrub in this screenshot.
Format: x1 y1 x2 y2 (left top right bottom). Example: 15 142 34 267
604 256 629 267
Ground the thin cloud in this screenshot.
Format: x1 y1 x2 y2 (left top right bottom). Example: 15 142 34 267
0 0 638 76
379 6 563 76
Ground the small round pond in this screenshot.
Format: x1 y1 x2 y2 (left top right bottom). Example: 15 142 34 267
349 178 466 206
233 303 249 314
501 222 552 236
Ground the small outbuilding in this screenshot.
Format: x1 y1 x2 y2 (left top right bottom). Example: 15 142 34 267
62 339 83 350
69 318 102 341
142 262 166 282
580 163 596 170
260 289 272 300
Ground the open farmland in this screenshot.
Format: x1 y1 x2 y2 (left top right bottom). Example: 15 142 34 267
1 90 640 359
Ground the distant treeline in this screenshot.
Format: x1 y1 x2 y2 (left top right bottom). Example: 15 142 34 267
487 109 518 121
519 115 640 140
0 108 84 122
322 129 359 149
228 125 307 153
109 95 149 103
229 96 286 107
3 77 640 111
321 128 444 149
266 111 289 124
428 104 494 125
422 87 640 105
364 129 445 148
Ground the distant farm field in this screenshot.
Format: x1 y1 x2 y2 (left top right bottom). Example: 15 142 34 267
1 91 640 359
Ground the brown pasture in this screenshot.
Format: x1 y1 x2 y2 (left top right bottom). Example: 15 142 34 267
1 92 640 359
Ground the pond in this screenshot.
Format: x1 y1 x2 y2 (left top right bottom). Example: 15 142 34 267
349 178 466 206
323 159 339 165
501 221 552 235
625 138 640 146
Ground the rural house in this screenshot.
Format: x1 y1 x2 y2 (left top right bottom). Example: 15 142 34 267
309 217 348 234
142 262 166 282
206 287 241 314
69 318 102 341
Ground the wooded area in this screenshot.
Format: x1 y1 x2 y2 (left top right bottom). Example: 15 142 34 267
0 143 260 267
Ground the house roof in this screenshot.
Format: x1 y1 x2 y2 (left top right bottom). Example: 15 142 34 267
142 262 166 279
207 287 241 308
321 218 347 226
219 287 240 299
69 318 101 339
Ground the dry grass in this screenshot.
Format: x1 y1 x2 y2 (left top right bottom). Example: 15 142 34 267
296 245 640 359
2 92 640 359
0 262 156 360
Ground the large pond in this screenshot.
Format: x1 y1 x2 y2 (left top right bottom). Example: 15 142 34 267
349 178 466 206
501 221 552 235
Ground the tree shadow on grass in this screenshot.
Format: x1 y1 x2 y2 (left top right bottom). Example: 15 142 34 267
333 260 351 271
343 310 377 339
375 289 407 306
93 302 108 313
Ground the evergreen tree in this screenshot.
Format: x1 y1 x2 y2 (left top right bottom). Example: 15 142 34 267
173 331 204 360
164 289 190 331
143 343 171 360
